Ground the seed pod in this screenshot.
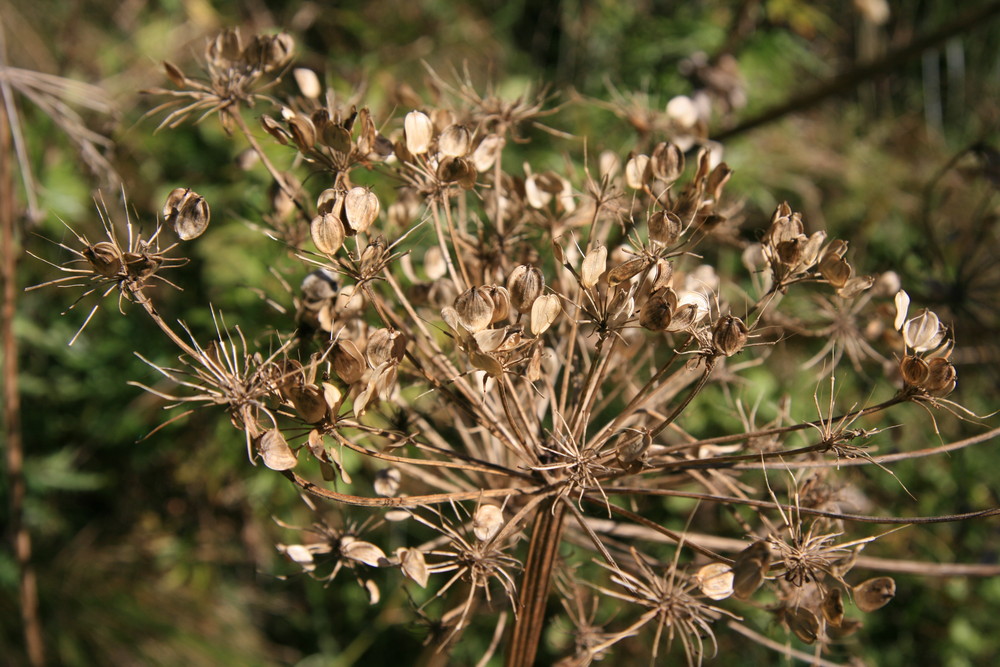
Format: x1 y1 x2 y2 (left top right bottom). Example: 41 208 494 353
83 241 122 278
625 154 650 189
260 114 290 145
472 134 505 171
163 188 210 240
649 141 684 183
310 213 346 255
650 260 675 293
359 237 387 276
903 309 944 352
261 33 295 71
288 114 317 152
507 265 544 313
439 124 471 157
163 61 187 87
608 257 651 286
288 383 328 423
837 275 874 299
473 504 504 542
639 291 673 331
899 355 930 387
487 285 511 323
374 468 401 497
367 328 406 367
436 156 477 188
340 538 386 567
819 255 852 287
344 187 380 235
258 428 297 471
294 67 322 99
530 294 561 336
733 540 771 599
776 238 804 268
784 606 819 644
397 547 429 587
207 28 242 65
455 286 495 333
925 357 957 396
648 210 683 246
853 576 895 612
580 245 608 289
694 562 734 601
712 315 748 356
332 340 366 385
404 110 433 154
822 587 845 626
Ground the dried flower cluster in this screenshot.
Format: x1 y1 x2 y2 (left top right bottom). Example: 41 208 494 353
34 28 998 667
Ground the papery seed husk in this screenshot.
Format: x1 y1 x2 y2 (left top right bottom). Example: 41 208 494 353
473 504 504 542
374 468 401 496
294 67 322 99
288 384 328 423
344 187 380 235
854 576 895 612
322 124 353 154
648 210 683 246
288 114 317 151
607 257 651 286
694 562 734 600
367 328 405 367
260 114 290 145
332 340 366 385
925 357 957 396
899 355 930 387
341 539 387 567
639 292 673 331
507 265 544 313
310 213 346 255
530 294 561 336
651 260 675 293
488 285 511 323
397 547 429 587
474 328 507 353
650 141 684 183
279 544 316 569
525 174 552 209
472 134 505 171
822 587 845 626
300 268 339 303
439 124 471 157
455 286 495 333
706 162 732 200
894 290 911 330
360 237 387 275
470 351 503 377
785 606 819 644
84 241 122 278
259 428 297 470
903 309 944 352
163 61 187 87
712 315 748 356
404 110 433 154
173 192 210 240
819 255 852 287
581 246 607 289
423 246 447 281
837 275 874 299
625 154 650 189
826 618 863 639
733 540 770 599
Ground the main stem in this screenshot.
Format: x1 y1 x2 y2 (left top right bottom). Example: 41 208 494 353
505 496 567 667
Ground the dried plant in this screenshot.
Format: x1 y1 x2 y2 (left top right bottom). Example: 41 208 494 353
31 29 1000 666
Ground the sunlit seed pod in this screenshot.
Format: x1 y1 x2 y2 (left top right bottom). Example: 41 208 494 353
473 504 504 542
507 265 544 313
366 328 406 367
344 187 380 235
650 260 675 293
598 150 620 180
258 428 297 471
278 544 316 570
665 303 697 332
359 237 387 276
767 211 804 246
331 340 366 385
288 384 328 423
822 587 845 626
404 110 433 154
487 285 511 323
257 32 294 71
732 540 771 599
694 562 734 601
776 238 804 268
293 67 321 99
925 357 957 396
784 606 819 644
397 547 429 588
124 251 162 280
615 429 651 466
455 286 495 333
172 192 210 241
438 124 472 157
163 61 187 87
260 114 290 145
903 308 945 352
853 576 896 612
474 328 508 353
712 315 748 356
472 134 505 171
340 539 386 567
310 213 346 255
638 291 673 331
580 245 607 289
374 468 401 497
800 231 827 268
706 162 732 201
607 257 651 286
820 238 849 261
625 154 651 189
524 174 552 209
819 255 852 288
837 275 874 299
530 294 561 336
648 210 683 246
288 115 317 152
649 141 684 183
83 241 122 278
899 355 930 387
207 28 242 65
666 94 699 127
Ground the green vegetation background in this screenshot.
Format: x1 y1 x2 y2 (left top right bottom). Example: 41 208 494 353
2 0 998 665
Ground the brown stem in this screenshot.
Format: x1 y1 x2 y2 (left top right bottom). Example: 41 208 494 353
505 496 567 667
1 87 45 667
713 0 1000 141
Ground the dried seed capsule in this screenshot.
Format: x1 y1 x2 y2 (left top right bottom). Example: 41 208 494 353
374 468 401 497
331 340 366 385
288 114 317 152
648 210 683 246
925 357 957 396
819 255 852 287
455 286 495 333
258 428 297 470
310 213 346 255
439 124 472 157
288 383 329 423
340 538 386 567
649 141 684 183
625 154 650 189
639 291 673 331
396 547 429 587
853 576 896 612
784 606 819 644
694 562 734 601
293 68 322 99
507 265 544 313
359 237 388 276
712 315 748 356
899 355 930 387
344 187 380 235
473 504 504 542
404 110 433 155
580 246 607 289
163 188 210 240
366 328 406 367
260 114 290 145
822 587 845 626
732 540 770 600
903 308 945 352
487 285 511 324
607 257 652 286
472 134 504 171
83 241 122 278
530 294 561 336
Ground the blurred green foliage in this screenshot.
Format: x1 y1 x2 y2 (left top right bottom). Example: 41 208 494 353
2 0 999 665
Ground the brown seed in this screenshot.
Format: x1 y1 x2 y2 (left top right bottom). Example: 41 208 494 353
639 291 673 331
694 562 734 601
507 265 544 313
288 114 317 152
367 328 406 367
83 241 122 278
733 540 771 599
310 213 346 255
332 340 366 385
819 255 852 288
260 115 290 145
822 587 845 626
853 576 896 612
344 187 380 235
258 428 297 471
784 606 819 644
288 383 329 423
712 315 748 356
925 357 957 396
607 257 652 286
455 286 495 333
899 355 930 387
648 210 683 246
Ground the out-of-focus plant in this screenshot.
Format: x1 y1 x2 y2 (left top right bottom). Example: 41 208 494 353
27 23 1000 667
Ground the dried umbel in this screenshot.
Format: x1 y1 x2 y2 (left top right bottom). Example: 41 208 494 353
35 40 999 667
